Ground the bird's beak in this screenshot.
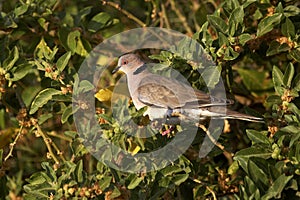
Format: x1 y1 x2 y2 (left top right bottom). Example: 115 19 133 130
112 66 121 74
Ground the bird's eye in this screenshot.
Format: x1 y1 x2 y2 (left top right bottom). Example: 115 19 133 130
122 60 128 65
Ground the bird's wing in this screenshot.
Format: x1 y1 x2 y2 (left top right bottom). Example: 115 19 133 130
137 75 233 109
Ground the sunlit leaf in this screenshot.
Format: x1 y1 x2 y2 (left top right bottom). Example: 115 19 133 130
283 63 294 88
261 175 293 200
56 51 71 72
257 13 282 37
281 17 295 38
127 175 143 189
207 15 228 34
3 46 19 71
272 66 284 94
30 88 62 114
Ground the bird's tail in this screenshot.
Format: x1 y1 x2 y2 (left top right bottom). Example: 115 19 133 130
178 107 264 123
222 109 264 122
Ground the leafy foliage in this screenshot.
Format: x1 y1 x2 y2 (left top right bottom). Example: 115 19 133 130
0 0 300 199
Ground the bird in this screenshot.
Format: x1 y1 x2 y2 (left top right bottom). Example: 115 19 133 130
112 53 263 125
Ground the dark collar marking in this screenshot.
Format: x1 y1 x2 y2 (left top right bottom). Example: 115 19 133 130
133 64 147 75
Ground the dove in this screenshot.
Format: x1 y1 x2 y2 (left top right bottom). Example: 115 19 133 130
112 53 263 124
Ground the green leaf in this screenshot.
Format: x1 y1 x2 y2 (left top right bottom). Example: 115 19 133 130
75 37 88 57
61 104 79 124
244 176 260 199
265 95 282 104
218 32 229 47
228 160 239 175
228 6 244 36
38 113 53 125
224 46 239 60
161 165 182 176
127 175 143 189
98 176 112 191
3 46 19 71
22 85 41 108
58 27 70 50
234 147 272 172
272 66 284 94
238 33 253 45
275 2 284 14
242 0 256 8
261 174 293 200
38 18 48 31
237 68 271 91
67 30 81 54
35 37 58 60
283 63 294 88
283 5 300 17
10 63 34 81
293 74 300 91
25 172 47 185
207 15 228 34
173 174 189 186
88 12 113 32
281 125 300 134
266 41 290 56
56 51 71 72
290 48 300 63
14 4 28 16
248 159 269 189
289 132 300 148
201 66 221 88
78 6 92 20
75 160 83 183
246 130 270 145
225 0 240 12
281 17 295 38
64 131 77 139
78 80 94 93
110 186 121 199
235 148 272 159
257 13 282 37
29 88 62 114
41 162 57 182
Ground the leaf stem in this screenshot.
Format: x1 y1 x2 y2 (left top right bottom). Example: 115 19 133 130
4 125 23 161
35 124 62 164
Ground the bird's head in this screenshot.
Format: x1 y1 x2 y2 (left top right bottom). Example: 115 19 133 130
112 54 145 74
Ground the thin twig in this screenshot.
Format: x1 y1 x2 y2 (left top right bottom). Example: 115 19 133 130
101 1 146 27
169 0 193 35
198 124 234 158
48 131 72 142
161 3 171 29
35 124 60 164
206 186 217 200
4 125 23 161
50 139 66 162
191 178 217 200
198 124 224 150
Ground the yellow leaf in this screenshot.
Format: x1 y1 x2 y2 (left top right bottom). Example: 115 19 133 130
95 86 114 102
127 138 141 155
130 145 141 156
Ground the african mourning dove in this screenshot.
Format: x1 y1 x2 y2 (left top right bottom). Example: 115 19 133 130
112 53 263 123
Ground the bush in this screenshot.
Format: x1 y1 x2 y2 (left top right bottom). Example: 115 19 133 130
0 0 299 199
